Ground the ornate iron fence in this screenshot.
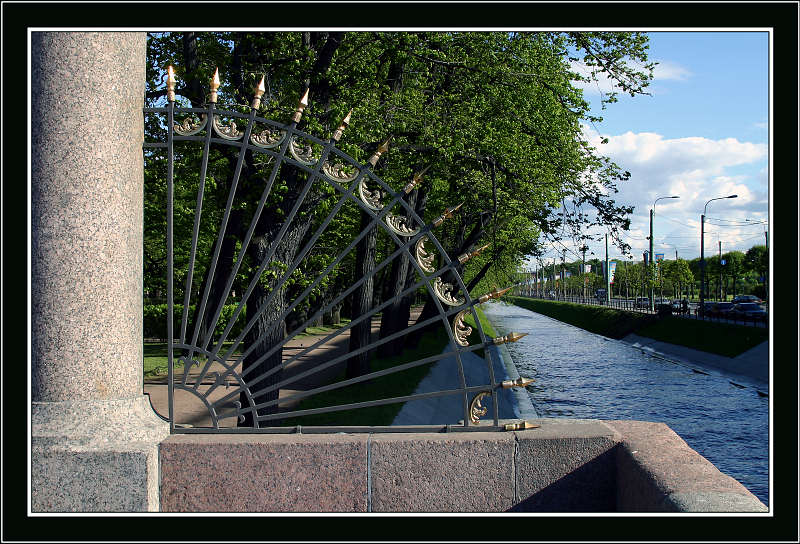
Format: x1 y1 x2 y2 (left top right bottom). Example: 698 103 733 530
142 67 533 433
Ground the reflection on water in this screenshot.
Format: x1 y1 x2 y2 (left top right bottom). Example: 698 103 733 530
483 302 769 506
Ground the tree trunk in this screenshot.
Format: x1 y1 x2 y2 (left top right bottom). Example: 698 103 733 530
347 210 378 378
238 211 312 427
377 189 421 357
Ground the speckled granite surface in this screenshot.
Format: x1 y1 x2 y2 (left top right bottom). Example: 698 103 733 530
31 31 145 402
30 31 167 512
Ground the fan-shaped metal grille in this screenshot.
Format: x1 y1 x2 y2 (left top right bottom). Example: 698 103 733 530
142 70 528 433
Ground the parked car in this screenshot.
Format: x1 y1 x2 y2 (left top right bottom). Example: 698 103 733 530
731 295 763 305
728 303 767 321
635 297 650 309
707 302 735 318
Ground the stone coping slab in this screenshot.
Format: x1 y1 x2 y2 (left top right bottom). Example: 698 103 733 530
157 418 766 513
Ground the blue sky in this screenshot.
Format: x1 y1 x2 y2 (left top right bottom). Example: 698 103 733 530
530 31 770 267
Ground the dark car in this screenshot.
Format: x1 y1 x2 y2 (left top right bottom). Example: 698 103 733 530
708 302 735 317
732 295 763 305
729 303 767 321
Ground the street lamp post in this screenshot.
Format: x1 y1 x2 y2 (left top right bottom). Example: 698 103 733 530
700 195 737 317
649 195 680 311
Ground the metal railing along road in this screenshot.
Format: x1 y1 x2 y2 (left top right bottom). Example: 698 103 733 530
512 292 768 328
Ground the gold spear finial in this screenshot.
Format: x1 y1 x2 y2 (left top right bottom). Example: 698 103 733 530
166 65 176 102
504 421 540 431
432 201 464 227
251 75 266 110
501 376 535 389
209 67 220 103
458 243 491 265
367 135 392 166
476 285 514 304
291 87 310 123
492 332 528 345
332 109 352 142
403 164 431 194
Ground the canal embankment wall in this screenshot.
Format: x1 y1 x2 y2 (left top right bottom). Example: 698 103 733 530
506 296 769 386
159 418 767 512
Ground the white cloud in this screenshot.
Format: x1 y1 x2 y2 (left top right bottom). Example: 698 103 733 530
652 60 691 82
567 127 769 261
571 58 691 98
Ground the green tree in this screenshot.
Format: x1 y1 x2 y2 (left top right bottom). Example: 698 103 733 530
143 32 655 420
744 245 768 299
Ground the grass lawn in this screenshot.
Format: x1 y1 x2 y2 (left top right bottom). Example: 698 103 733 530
145 309 498 427
143 320 353 378
280 326 451 427
506 295 767 358
281 306 496 427
507 296 655 339
635 316 768 358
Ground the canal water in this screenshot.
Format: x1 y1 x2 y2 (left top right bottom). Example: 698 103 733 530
482 301 770 506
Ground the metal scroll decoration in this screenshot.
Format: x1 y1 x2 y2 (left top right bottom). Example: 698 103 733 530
173 114 207 136
250 126 287 149
433 277 465 306
358 179 384 211
321 160 360 184
469 392 490 424
384 214 420 237
289 135 317 166
414 236 436 273
212 115 244 140
452 309 473 347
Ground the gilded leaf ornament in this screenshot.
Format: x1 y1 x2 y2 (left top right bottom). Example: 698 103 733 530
414 236 436 273
321 160 360 184
288 136 317 166
385 214 420 237
250 126 287 148
212 115 244 140
432 277 464 306
173 114 207 136
452 309 473 347
358 179 384 211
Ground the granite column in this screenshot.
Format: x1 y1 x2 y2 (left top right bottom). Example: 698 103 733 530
31 31 169 512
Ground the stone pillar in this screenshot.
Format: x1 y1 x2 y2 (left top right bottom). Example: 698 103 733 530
31 31 169 512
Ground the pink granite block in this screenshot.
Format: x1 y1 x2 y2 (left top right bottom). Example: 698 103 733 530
160 434 368 512
369 432 516 512
606 420 767 512
513 420 620 511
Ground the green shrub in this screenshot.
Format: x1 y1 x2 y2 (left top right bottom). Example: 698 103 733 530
143 303 247 340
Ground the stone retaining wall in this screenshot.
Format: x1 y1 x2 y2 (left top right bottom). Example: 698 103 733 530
159 418 767 513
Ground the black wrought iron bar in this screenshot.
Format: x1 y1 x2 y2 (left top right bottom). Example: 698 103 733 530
209 299 462 411
167 100 175 433
243 342 490 415
205 234 449 401
178 100 216 348
190 139 334 392
215 156 389 365
200 128 340 361
219 169 451 370
172 384 221 428
205 166 367 368
202 191 483 415
173 424 506 434
349 165 492 425
256 385 491 423
187 106 260 382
